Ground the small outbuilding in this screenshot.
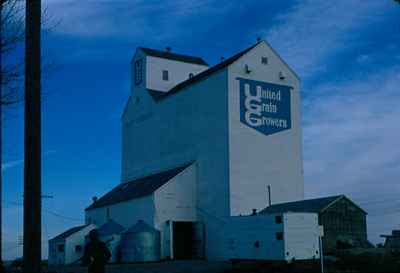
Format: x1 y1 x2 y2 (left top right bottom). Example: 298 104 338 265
381 230 400 253
121 220 161 263
48 224 96 265
259 195 368 254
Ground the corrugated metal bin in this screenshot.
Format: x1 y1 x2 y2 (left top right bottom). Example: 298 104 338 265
121 220 161 262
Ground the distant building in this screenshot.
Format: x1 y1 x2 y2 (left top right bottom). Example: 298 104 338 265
48 224 96 265
381 230 400 252
259 195 368 254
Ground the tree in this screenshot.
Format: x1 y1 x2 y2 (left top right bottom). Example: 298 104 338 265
23 1 42 273
1 0 24 105
0 1 24 271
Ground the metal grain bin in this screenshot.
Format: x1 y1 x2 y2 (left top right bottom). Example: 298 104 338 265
121 220 161 262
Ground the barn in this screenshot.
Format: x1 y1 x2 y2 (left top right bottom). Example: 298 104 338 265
259 195 369 254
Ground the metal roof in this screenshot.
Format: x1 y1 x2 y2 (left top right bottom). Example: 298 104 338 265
49 225 88 242
151 41 261 102
259 195 367 215
85 163 192 211
124 220 158 234
139 47 208 66
98 219 125 236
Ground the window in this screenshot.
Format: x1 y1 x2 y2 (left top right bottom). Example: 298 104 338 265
276 232 283 241
261 56 268 64
134 59 143 85
275 215 283 224
162 70 169 81
57 244 65 252
75 245 82 252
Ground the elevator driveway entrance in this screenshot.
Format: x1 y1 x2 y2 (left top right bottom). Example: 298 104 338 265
172 221 205 260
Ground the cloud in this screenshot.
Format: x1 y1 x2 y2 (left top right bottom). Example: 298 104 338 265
261 0 391 77
2 150 56 172
302 63 400 243
256 0 400 244
44 0 223 41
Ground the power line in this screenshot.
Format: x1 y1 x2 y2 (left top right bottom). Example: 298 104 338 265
1 200 83 222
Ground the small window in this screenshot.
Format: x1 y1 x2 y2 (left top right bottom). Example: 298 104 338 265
75 245 82 252
276 232 283 241
261 56 268 64
57 244 65 252
162 70 169 81
189 73 194 79
275 215 283 224
134 59 143 85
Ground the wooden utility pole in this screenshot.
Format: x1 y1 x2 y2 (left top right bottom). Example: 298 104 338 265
23 0 41 272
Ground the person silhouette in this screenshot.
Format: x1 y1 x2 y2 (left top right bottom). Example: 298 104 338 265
83 229 111 273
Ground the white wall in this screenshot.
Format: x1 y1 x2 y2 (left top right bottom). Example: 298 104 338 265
153 164 197 258
85 195 155 229
146 56 208 92
154 163 197 228
228 41 304 216
65 225 96 264
48 240 65 265
221 213 320 261
221 215 285 261
284 213 321 261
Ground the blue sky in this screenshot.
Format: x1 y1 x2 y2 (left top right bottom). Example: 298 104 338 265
2 0 400 260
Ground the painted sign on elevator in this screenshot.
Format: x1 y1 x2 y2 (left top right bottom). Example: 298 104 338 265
237 77 292 136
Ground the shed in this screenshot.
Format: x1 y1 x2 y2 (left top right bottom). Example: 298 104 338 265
48 224 96 265
259 195 368 254
381 230 400 253
121 220 161 262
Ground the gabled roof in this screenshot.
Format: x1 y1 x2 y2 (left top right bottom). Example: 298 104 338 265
259 195 367 215
50 225 88 242
151 41 261 102
124 220 158 234
139 47 208 66
98 220 125 236
85 163 192 211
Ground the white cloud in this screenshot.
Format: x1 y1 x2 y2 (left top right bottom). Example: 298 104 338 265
302 65 400 243
262 0 391 77
2 150 56 172
44 0 221 40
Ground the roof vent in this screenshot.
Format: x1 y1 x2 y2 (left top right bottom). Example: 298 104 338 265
165 46 171 52
251 208 257 216
92 196 98 203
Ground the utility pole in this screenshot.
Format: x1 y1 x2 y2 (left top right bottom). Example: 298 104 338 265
23 0 41 273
